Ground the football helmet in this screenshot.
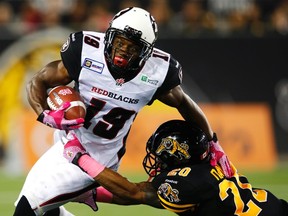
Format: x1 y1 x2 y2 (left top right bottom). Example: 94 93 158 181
143 120 210 177
104 7 158 80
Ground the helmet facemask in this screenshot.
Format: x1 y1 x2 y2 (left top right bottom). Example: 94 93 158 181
105 28 152 76
143 137 166 177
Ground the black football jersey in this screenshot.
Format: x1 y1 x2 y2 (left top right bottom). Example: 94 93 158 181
152 164 288 216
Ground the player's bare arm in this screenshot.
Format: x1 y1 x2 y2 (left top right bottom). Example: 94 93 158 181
158 85 213 139
94 167 161 208
26 60 72 115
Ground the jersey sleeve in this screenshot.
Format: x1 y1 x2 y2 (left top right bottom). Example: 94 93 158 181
60 31 83 81
148 55 183 105
160 55 183 92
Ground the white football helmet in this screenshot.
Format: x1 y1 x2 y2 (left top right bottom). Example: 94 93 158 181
104 7 158 78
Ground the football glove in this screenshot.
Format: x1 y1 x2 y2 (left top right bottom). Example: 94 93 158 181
37 102 84 130
209 133 234 178
63 131 86 163
74 189 98 211
63 132 105 178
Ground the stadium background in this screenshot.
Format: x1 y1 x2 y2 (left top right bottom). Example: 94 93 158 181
0 0 288 215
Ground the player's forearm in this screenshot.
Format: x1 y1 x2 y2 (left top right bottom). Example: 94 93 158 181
178 93 213 139
27 61 72 115
158 86 213 139
77 154 143 203
95 172 161 208
111 184 161 208
26 74 50 115
95 168 147 204
76 153 161 208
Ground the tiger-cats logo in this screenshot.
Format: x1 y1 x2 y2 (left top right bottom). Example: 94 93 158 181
156 137 191 160
158 183 180 202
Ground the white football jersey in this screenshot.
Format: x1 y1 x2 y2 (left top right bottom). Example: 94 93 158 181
60 31 182 168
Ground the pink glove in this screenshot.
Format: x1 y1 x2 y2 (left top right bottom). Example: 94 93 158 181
209 133 234 178
64 132 105 177
63 131 86 163
37 102 84 130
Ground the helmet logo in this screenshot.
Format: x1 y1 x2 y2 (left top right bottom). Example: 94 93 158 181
158 183 180 203
124 26 142 39
156 137 191 160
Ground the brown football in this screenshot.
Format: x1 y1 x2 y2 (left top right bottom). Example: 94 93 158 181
47 85 86 120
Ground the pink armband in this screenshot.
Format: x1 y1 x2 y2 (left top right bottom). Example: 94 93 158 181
78 154 105 178
96 186 113 203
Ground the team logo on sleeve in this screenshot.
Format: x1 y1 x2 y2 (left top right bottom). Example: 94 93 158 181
61 37 70 52
83 58 104 74
158 183 180 202
158 182 196 213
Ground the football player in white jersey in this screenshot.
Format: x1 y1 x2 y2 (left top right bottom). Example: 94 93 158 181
14 7 233 216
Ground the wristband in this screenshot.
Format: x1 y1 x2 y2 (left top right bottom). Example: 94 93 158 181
96 186 113 203
78 154 105 178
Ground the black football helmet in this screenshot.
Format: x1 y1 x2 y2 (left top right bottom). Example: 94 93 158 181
104 7 158 80
143 120 210 177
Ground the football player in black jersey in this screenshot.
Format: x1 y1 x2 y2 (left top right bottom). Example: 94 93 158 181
14 7 232 216
71 120 288 216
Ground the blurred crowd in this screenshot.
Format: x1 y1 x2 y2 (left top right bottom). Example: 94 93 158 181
0 0 288 40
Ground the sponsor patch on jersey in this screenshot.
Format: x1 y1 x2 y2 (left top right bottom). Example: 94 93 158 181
83 58 104 74
140 74 159 85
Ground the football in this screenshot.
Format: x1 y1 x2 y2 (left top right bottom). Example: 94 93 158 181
47 85 86 120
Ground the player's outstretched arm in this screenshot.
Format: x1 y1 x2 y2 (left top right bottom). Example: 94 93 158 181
95 168 161 208
158 85 213 139
158 85 234 178
64 132 162 207
73 153 162 207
